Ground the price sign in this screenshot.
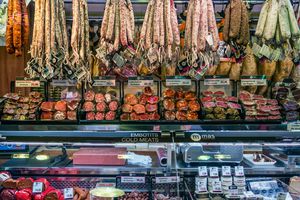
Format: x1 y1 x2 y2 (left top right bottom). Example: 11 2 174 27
64 188 74 199
196 177 208 192
96 182 116 188
15 80 40 88
166 76 192 86
93 76 116 87
33 182 43 193
209 167 219 177
287 122 300 132
128 77 153 87
121 176 145 183
222 166 231 177
51 79 77 87
204 76 230 86
198 166 208 177
0 173 10 182
155 176 180 184
228 185 239 196
241 76 267 86
212 181 222 192
234 166 244 177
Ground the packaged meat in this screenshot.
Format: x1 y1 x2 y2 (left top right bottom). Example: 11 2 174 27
17 177 33 190
95 93 105 103
130 112 140 120
96 102 107 112
163 89 176 98
54 101 67 112
84 91 95 101
176 111 187 120
53 111 66 120
120 113 130 120
67 101 79 111
184 91 197 101
187 111 198 120
176 100 188 111
86 112 95 121
44 189 63 200
83 102 95 112
41 102 54 112
2 179 17 189
188 101 201 112
109 101 119 111
147 96 159 104
145 104 158 112
139 94 148 105
67 111 77 120
105 111 116 120
125 94 138 105
148 112 160 120
122 104 133 113
15 188 32 200
133 104 146 114
139 113 149 120
163 99 175 111
41 112 53 120
0 189 16 200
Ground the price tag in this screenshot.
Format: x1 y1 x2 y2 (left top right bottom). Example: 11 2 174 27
33 182 44 193
234 166 244 177
198 166 208 177
15 80 41 88
51 79 77 87
64 188 74 199
212 181 222 192
196 177 208 192
166 76 192 86
121 176 145 183
241 76 267 86
93 77 116 87
128 77 153 87
204 76 230 86
155 176 180 184
0 173 10 182
228 185 239 196
287 122 300 132
234 176 246 186
206 34 214 47
209 167 219 177
222 166 231 177
96 182 116 188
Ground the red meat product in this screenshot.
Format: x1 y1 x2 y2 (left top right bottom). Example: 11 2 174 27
164 111 176 120
214 91 225 97
268 99 278 105
133 104 146 114
163 99 175 111
270 110 280 115
270 105 281 111
255 99 267 105
54 101 67 111
143 86 154 96
95 93 105 102
67 111 77 120
188 101 201 112
242 100 255 106
41 102 54 112
86 112 95 120
176 100 188 111
41 112 53 120
95 112 105 120
16 188 32 200
216 101 228 108
145 104 158 112
256 116 268 120
130 112 140 120
228 103 241 110
257 105 271 112
226 96 238 102
83 102 95 112
245 116 256 120
0 189 16 200
268 115 281 120
215 97 226 102
176 111 187 120
34 187 55 200
105 111 116 120
109 101 118 111
2 179 17 189
67 101 79 111
18 97 29 103
184 91 197 101
147 96 159 104
96 102 107 112
149 112 160 120
253 95 264 100
163 89 176 98
201 96 214 102
44 189 63 200
54 111 66 120
244 105 255 111
124 94 138 105
175 91 185 99
84 91 95 101
139 94 148 105
239 91 252 100
203 102 216 108
202 91 213 97
257 111 269 116
139 113 149 120
17 177 33 190
120 113 130 120
122 104 133 113
187 111 198 120
246 111 257 116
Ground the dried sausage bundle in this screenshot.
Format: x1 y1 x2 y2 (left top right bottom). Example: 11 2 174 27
5 0 29 56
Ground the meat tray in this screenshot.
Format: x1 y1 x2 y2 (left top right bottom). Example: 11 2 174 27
243 154 276 167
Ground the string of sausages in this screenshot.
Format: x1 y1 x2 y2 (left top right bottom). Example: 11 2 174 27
5 0 29 57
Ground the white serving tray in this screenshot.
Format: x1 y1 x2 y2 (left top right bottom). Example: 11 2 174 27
244 154 276 166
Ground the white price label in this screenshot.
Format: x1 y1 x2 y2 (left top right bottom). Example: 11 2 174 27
121 176 145 183
166 78 191 86
198 166 208 177
93 79 116 87
155 176 180 184
241 79 267 86
64 188 74 199
287 123 300 132
15 80 40 88
128 80 153 87
228 185 239 196
96 182 116 188
33 182 43 193
212 181 222 192
204 78 230 86
234 166 244 177
0 173 10 182
196 178 208 192
234 176 246 186
209 167 219 177
222 166 231 177
51 80 77 87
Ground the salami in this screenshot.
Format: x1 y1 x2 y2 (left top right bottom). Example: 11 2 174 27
6 0 14 54
13 0 22 56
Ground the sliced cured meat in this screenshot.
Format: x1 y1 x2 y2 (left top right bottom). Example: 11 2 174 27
149 112 160 120
253 95 264 100
268 115 281 120
257 111 269 116
143 86 154 96
67 111 77 120
41 112 53 120
245 116 256 120
176 111 187 120
105 93 112 103
202 91 213 97
175 91 185 99
163 99 175 111
83 102 95 112
54 101 67 112
145 104 158 112
96 102 107 112
130 112 140 120
105 111 116 120
84 91 95 101
187 111 198 120
139 94 148 105
244 105 255 111
188 101 201 112
164 111 176 120
41 102 55 112
53 111 66 120
139 113 149 120
133 104 146 114
176 100 188 111
256 116 268 120
147 96 159 104
95 93 105 102
122 104 133 113
86 112 95 120
163 89 176 98
67 101 79 111
124 94 138 105
95 112 105 120
255 99 267 105
270 110 281 115
109 101 119 111
203 102 216 108
120 113 130 120
270 105 281 111
215 97 226 102
228 102 241 110
214 91 225 97
257 105 271 112
242 100 255 106
239 90 252 100
184 91 197 101
267 99 278 105
226 96 238 102
216 101 228 108
18 97 30 103
201 96 213 102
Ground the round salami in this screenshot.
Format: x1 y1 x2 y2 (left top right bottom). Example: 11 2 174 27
105 111 116 120
130 112 139 120
86 112 95 120
133 104 146 114
109 101 118 111
95 93 105 103
67 111 77 120
164 111 176 120
84 91 95 101
83 102 95 112
96 102 107 112
145 104 158 112
95 112 105 120
163 99 175 111
176 111 187 120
